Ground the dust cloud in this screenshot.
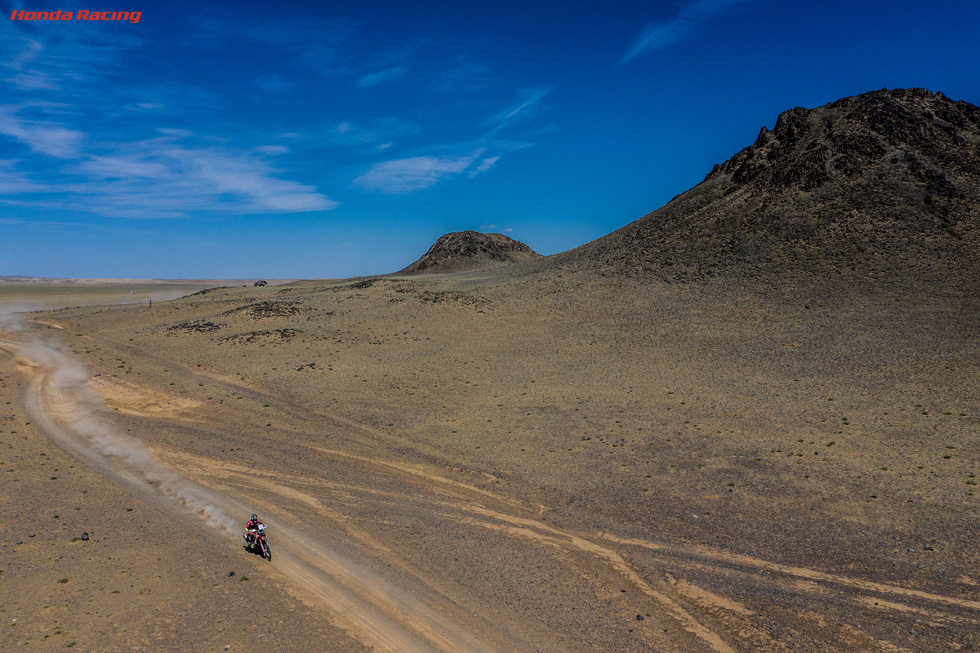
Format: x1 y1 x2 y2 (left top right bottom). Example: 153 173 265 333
7 320 238 535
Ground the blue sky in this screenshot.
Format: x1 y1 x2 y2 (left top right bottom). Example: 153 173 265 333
1 0 978 278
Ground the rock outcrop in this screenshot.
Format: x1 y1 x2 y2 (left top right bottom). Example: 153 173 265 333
555 88 980 281
400 231 541 274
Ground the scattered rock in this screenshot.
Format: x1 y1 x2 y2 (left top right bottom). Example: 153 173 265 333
220 329 301 345
219 301 307 319
636 614 645 621
168 320 222 334
553 88 980 282
81 532 89 541
228 571 235 577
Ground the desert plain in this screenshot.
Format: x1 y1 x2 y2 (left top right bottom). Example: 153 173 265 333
1 264 978 652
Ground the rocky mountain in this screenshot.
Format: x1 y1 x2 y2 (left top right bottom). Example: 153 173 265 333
555 88 980 281
400 231 542 274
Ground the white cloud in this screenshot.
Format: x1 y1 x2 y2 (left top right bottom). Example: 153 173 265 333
355 150 483 194
185 149 333 212
480 222 513 233
254 145 290 155
620 0 753 64
0 18 335 218
156 128 193 138
468 155 500 178
1 16 142 94
71 145 337 216
0 160 45 195
357 65 406 88
124 102 165 112
80 155 170 178
316 118 419 150
0 107 83 158
486 87 553 136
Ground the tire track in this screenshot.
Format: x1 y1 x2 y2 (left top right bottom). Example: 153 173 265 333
14 333 972 650
2 337 513 652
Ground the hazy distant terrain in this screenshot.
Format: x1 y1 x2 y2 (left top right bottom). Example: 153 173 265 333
0 280 296 313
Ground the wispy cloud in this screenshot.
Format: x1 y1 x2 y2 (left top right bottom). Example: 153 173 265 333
0 106 84 158
71 144 337 217
0 160 46 195
357 65 406 88
354 83 552 195
354 150 487 194
0 21 336 218
1 17 142 93
313 118 419 151
255 145 290 156
480 223 513 233
620 0 752 64
486 87 553 136
468 156 499 177
127 102 165 112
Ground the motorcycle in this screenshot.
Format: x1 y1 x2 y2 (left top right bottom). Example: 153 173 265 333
244 523 272 560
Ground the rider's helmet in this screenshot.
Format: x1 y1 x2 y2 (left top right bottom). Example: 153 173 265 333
251 513 257 522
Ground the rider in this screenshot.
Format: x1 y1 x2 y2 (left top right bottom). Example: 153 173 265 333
244 513 265 545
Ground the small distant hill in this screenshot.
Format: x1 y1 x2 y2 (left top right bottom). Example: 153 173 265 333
554 88 980 281
400 231 542 274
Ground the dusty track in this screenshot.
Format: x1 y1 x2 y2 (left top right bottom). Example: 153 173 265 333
6 333 980 651
4 338 512 652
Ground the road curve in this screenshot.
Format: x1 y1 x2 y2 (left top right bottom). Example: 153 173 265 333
5 337 515 652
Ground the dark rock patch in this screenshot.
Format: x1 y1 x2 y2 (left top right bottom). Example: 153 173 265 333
219 301 307 319
168 320 223 334
219 329 301 345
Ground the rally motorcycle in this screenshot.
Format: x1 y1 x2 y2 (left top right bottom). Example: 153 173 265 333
244 524 272 561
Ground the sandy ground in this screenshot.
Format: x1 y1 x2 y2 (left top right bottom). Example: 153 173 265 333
1 269 979 651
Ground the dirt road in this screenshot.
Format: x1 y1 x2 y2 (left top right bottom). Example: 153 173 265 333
6 325 980 651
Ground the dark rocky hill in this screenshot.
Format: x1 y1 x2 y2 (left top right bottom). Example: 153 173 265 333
400 231 541 274
555 88 980 281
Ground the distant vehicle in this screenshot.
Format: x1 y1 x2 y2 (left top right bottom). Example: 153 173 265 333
254 280 268 287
